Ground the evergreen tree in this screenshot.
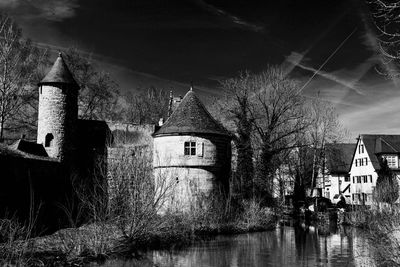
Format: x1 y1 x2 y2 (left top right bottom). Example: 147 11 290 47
375 158 399 205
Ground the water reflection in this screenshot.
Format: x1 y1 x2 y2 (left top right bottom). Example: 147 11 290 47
101 221 376 267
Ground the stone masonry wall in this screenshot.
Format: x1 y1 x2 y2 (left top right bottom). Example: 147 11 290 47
153 135 230 168
153 134 231 212
37 85 78 161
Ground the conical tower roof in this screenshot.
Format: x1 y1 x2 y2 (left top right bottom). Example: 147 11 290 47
154 90 230 137
38 53 79 89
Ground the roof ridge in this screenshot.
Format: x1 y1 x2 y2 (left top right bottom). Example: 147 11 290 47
379 137 399 152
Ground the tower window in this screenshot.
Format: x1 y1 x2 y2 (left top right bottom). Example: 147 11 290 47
45 133 54 147
184 141 196 155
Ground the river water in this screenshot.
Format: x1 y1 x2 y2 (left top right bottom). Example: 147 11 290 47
101 221 376 267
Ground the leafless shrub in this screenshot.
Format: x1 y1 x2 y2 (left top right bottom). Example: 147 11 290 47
53 145 176 258
366 210 400 266
0 187 42 265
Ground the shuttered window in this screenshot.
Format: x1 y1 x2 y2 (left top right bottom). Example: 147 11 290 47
196 142 204 157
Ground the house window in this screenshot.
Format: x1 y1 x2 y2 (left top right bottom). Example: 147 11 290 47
365 157 368 165
383 155 397 168
369 175 372 183
45 133 54 147
355 160 358 167
345 176 350 182
357 176 361 183
353 176 355 183
363 176 368 183
360 144 364 154
184 141 196 155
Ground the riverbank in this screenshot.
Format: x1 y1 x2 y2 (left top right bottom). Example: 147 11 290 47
0 204 277 266
338 208 400 266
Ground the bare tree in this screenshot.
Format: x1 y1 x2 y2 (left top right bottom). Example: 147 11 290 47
123 87 169 124
63 48 120 121
366 0 400 76
248 67 309 201
307 97 349 188
216 72 255 198
0 14 48 140
213 67 310 202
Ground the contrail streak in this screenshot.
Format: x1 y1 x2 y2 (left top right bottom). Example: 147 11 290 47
291 61 365 95
299 27 358 92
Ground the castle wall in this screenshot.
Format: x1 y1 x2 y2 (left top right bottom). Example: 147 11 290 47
37 85 78 161
0 154 72 234
107 122 155 146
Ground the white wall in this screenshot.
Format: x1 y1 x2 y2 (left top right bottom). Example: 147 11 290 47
153 134 231 213
323 174 351 203
349 138 378 205
154 135 229 168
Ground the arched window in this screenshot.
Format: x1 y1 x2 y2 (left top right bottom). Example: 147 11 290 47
45 133 54 147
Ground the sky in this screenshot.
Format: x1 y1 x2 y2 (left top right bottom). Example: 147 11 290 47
1 0 399 139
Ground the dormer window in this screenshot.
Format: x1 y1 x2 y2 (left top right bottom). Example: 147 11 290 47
184 141 196 155
45 133 54 147
383 155 398 168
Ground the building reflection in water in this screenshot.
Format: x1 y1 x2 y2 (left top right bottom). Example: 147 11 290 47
101 220 376 267
149 222 376 267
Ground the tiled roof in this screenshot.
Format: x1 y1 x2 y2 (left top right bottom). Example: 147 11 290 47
38 53 79 89
325 143 356 174
154 90 230 137
1 143 56 162
360 134 400 170
9 139 48 157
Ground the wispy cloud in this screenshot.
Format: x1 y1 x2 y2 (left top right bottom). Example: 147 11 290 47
1 0 79 21
340 93 400 135
191 0 264 32
286 52 366 95
0 0 19 8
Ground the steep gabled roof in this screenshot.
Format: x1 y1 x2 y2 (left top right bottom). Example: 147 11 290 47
325 143 357 174
154 90 230 137
360 134 400 170
38 53 79 89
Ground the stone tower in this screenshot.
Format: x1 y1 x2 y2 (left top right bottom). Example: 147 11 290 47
37 53 79 162
153 89 231 212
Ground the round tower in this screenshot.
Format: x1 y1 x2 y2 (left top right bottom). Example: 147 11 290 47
153 89 231 212
37 53 79 162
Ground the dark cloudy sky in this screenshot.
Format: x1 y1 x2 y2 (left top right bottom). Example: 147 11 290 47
1 0 399 138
